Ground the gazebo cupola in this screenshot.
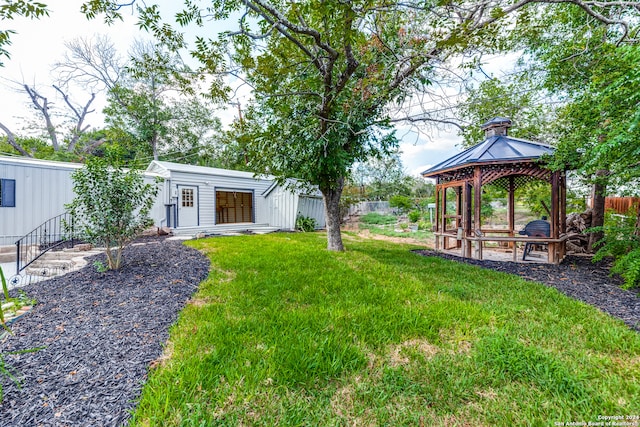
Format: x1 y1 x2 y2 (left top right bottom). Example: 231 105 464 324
481 116 512 137
421 117 567 263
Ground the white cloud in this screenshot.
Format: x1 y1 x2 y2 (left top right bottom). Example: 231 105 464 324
396 126 462 177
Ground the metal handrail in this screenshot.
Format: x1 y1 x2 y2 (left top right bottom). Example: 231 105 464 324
15 212 75 273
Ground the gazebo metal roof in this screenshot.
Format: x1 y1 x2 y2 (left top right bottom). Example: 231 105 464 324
421 135 554 177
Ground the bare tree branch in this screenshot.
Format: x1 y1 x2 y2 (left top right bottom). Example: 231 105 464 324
0 121 31 157
24 84 59 151
53 85 97 152
53 35 122 92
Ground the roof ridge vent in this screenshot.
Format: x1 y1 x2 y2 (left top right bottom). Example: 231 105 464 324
481 117 512 137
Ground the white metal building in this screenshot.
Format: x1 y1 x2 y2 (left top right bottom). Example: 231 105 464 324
0 156 325 245
146 160 325 234
0 156 82 246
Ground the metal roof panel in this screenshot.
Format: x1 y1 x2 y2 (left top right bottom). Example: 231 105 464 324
421 136 554 177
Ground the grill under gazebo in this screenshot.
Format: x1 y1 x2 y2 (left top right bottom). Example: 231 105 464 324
422 117 568 264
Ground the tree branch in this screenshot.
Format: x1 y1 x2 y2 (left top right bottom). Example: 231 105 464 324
24 84 59 151
0 121 31 157
248 0 339 59
242 0 320 65
335 8 360 97
53 85 97 152
388 115 465 131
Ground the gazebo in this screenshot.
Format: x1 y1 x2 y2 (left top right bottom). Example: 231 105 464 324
422 118 567 264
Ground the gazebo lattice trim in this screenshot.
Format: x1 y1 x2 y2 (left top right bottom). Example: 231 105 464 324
437 163 551 187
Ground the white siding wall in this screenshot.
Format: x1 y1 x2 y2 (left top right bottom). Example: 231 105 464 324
144 175 167 228
263 185 300 230
298 196 326 229
163 171 274 228
0 159 78 245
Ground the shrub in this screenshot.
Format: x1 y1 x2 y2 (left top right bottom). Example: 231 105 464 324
389 194 413 214
592 209 640 289
417 220 432 231
66 157 160 270
296 215 317 232
408 210 421 223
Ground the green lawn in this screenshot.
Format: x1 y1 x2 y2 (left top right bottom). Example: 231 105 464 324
131 232 640 426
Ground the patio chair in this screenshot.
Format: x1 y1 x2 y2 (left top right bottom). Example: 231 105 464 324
518 219 550 261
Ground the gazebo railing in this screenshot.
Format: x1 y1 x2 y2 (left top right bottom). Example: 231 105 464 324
434 231 569 264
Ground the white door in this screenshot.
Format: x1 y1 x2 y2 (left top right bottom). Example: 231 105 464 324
178 185 198 227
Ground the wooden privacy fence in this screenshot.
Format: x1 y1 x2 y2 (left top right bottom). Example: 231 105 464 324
605 197 640 214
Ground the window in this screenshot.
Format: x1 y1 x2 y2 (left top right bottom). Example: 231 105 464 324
181 188 194 207
0 179 15 207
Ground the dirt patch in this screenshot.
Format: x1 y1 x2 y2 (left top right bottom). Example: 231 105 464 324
351 229 433 247
388 339 440 367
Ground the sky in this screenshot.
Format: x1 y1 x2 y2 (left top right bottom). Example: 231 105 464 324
0 0 466 176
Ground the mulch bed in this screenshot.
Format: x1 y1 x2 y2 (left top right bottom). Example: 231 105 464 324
414 250 640 332
0 238 210 426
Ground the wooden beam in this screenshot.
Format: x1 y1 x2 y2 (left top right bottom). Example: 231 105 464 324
456 186 462 248
550 171 560 264
560 172 567 261
464 182 472 258
508 176 515 238
474 166 482 233
474 167 483 260
434 184 441 250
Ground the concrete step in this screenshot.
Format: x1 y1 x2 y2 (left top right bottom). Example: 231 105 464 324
0 252 15 263
0 245 15 254
26 259 75 277
24 267 64 278
0 245 16 263
39 250 87 261
28 258 75 269
23 245 101 275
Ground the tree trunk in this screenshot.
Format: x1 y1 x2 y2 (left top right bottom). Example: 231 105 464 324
150 129 158 161
321 177 345 252
587 170 607 252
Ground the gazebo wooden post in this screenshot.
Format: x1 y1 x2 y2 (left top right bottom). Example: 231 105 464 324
549 171 560 264
474 166 483 259
464 181 472 258
434 182 441 250
508 176 516 253
560 172 567 260
440 183 447 249
455 186 462 249
508 177 515 235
